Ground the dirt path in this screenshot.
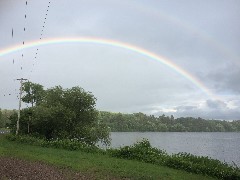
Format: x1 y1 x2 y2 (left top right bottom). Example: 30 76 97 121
0 157 95 180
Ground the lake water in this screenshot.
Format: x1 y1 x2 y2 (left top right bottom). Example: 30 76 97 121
110 132 240 166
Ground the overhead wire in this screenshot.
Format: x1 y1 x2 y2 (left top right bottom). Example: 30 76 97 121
20 1 28 72
5 1 52 100
7 1 28 99
30 1 51 74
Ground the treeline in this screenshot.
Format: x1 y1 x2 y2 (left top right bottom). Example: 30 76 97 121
99 111 240 132
0 109 14 128
2 109 240 132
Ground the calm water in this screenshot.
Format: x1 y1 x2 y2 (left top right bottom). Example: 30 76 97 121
110 132 240 166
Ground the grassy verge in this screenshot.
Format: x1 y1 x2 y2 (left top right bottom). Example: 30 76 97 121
0 135 214 180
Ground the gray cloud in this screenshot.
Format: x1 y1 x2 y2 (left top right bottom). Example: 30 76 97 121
206 100 227 109
206 64 240 94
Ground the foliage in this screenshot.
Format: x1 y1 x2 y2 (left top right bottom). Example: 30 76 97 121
6 134 103 153
108 139 240 180
0 109 15 128
108 139 168 164
22 81 44 106
99 111 240 132
8 111 18 133
8 82 110 145
168 153 240 179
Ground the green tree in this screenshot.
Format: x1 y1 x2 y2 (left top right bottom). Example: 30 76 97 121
12 83 110 145
22 81 44 107
8 111 18 133
21 81 44 133
170 123 186 132
215 123 226 132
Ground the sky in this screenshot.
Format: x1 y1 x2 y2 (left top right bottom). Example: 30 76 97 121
0 0 240 120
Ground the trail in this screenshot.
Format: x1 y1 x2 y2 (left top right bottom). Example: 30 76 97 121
0 157 95 180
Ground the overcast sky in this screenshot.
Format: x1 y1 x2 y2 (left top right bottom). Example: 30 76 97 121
0 0 240 120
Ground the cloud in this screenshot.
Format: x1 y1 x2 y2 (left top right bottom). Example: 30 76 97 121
152 99 240 120
206 64 240 94
206 99 227 109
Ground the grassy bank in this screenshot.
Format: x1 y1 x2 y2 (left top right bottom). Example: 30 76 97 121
0 135 214 180
5 134 240 179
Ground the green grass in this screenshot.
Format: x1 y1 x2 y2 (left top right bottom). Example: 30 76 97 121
0 135 215 180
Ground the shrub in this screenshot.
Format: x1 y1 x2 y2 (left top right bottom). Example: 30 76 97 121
107 139 240 180
108 139 168 164
6 134 104 154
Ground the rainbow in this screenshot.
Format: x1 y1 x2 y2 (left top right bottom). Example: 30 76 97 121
0 37 216 99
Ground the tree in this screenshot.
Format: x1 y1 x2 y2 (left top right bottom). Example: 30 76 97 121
11 83 110 145
8 111 18 133
21 81 44 133
22 81 44 107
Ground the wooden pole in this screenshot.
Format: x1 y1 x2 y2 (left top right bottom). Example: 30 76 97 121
16 78 27 135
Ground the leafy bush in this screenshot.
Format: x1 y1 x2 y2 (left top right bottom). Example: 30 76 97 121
108 139 169 164
169 152 240 179
6 134 104 154
108 139 240 180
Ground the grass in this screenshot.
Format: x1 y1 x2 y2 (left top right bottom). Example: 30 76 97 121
0 135 215 180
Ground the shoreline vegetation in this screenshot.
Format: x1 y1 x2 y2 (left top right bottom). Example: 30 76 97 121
99 111 240 132
3 134 240 180
1 109 240 133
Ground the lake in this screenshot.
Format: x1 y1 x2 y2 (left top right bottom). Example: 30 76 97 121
110 132 240 166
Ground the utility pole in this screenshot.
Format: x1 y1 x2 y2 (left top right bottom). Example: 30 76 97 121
16 78 28 135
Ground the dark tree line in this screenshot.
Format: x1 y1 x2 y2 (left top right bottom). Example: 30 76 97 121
99 111 240 132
